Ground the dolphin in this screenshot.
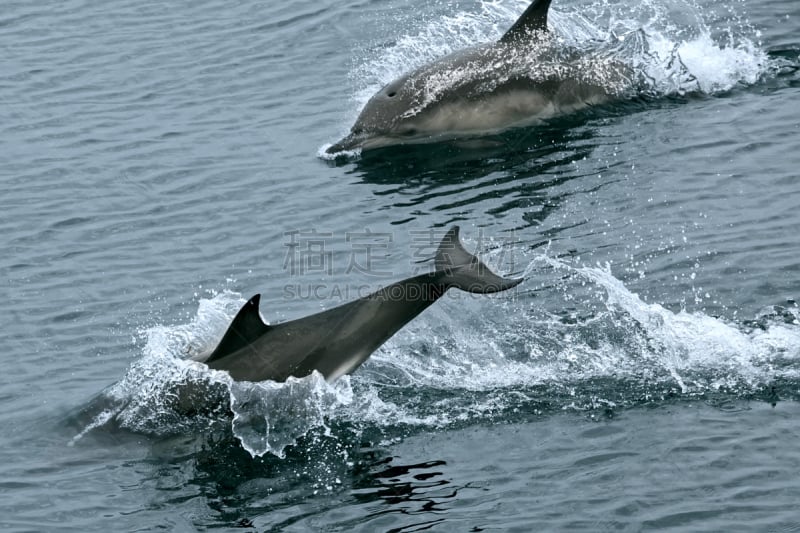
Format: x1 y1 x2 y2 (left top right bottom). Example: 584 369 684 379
327 0 632 153
197 226 522 383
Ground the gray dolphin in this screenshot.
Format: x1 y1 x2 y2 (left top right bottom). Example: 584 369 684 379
198 226 522 383
327 0 631 153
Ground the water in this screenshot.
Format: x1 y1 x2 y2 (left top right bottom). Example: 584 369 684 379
2 0 799 530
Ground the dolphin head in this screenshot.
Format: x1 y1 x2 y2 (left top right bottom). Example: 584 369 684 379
327 74 432 153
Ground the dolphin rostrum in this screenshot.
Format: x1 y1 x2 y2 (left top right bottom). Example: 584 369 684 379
198 226 522 383
327 0 631 153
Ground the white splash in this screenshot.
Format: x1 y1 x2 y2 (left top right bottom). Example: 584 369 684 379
231 373 353 458
76 291 355 458
354 251 800 417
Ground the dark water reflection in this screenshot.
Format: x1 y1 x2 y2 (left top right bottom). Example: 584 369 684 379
352 455 453 533
129 400 800 531
149 427 459 531
337 118 617 231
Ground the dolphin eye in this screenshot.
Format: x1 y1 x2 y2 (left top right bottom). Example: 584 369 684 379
400 128 417 137
387 91 397 98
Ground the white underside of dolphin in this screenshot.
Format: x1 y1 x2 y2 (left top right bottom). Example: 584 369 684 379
327 0 633 153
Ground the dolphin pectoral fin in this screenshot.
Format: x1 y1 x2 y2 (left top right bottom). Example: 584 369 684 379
500 0 552 44
204 294 271 364
435 226 523 294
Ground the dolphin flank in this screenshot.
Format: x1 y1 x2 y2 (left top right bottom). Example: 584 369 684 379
327 0 631 153
197 226 522 383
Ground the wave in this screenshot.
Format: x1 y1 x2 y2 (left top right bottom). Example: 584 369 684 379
74 248 800 457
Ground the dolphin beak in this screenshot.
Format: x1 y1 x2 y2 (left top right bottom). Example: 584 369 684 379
326 132 364 154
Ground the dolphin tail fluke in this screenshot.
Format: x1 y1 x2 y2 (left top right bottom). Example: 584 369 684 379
435 226 523 294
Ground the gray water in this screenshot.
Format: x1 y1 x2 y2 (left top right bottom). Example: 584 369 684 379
2 0 800 530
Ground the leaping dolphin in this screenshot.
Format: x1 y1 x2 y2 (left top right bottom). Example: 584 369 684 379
327 0 631 153
198 226 522 383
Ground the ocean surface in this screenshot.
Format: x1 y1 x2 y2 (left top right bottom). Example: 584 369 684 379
2 0 799 530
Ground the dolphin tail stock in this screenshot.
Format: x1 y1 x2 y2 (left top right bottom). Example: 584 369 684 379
434 226 523 294
500 0 552 44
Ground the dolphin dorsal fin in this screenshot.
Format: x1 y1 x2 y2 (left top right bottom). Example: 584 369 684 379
499 0 552 44
205 294 271 363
